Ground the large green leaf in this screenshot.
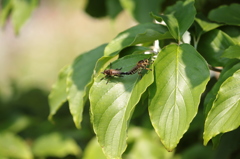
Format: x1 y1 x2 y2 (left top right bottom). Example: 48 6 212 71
208 3 240 26
197 29 236 67
104 23 172 56
0 132 32 159
204 62 240 116
90 54 153 159
222 45 240 59
203 69 240 145
120 0 162 23
33 132 81 158
67 44 105 129
152 0 196 42
149 44 209 151
48 65 70 121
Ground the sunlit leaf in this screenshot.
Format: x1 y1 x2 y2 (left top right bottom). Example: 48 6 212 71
48 65 71 121
152 0 196 42
197 29 236 66
222 45 240 59
204 69 240 145
12 0 38 34
67 44 105 129
208 3 240 26
90 54 153 159
0 132 32 159
204 62 240 116
33 132 81 158
104 23 172 56
149 44 209 151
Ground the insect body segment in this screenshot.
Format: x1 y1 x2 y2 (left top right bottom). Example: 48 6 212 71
122 59 152 77
100 63 125 84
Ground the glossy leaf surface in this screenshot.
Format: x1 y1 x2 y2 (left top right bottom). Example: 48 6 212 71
104 23 172 56
149 44 209 151
204 69 240 145
67 44 105 128
90 54 153 159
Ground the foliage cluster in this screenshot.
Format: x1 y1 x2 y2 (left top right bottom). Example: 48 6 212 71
1 0 240 158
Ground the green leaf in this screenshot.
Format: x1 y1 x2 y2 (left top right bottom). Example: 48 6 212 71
104 23 172 56
12 0 38 34
120 0 162 23
149 44 210 151
107 0 122 20
220 26 240 44
204 69 240 145
197 29 236 67
48 65 71 121
124 127 175 159
194 14 222 37
208 3 240 26
152 0 196 42
67 44 105 129
0 132 32 159
33 132 81 158
204 62 240 116
82 137 106 159
222 45 240 59
90 54 153 159
0 0 12 27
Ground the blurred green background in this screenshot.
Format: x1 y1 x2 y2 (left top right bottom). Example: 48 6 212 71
0 0 137 158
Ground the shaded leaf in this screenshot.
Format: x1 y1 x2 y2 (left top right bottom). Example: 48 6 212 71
208 3 240 26
197 29 236 67
149 44 209 151
120 0 161 23
90 54 153 159
67 44 105 129
107 0 122 20
33 132 81 158
104 23 172 56
152 0 196 42
12 0 38 34
204 62 240 116
204 69 240 145
0 132 32 159
48 65 71 121
85 0 107 18
222 45 240 59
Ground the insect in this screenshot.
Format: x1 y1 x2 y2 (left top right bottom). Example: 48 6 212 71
100 63 125 84
122 59 152 78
